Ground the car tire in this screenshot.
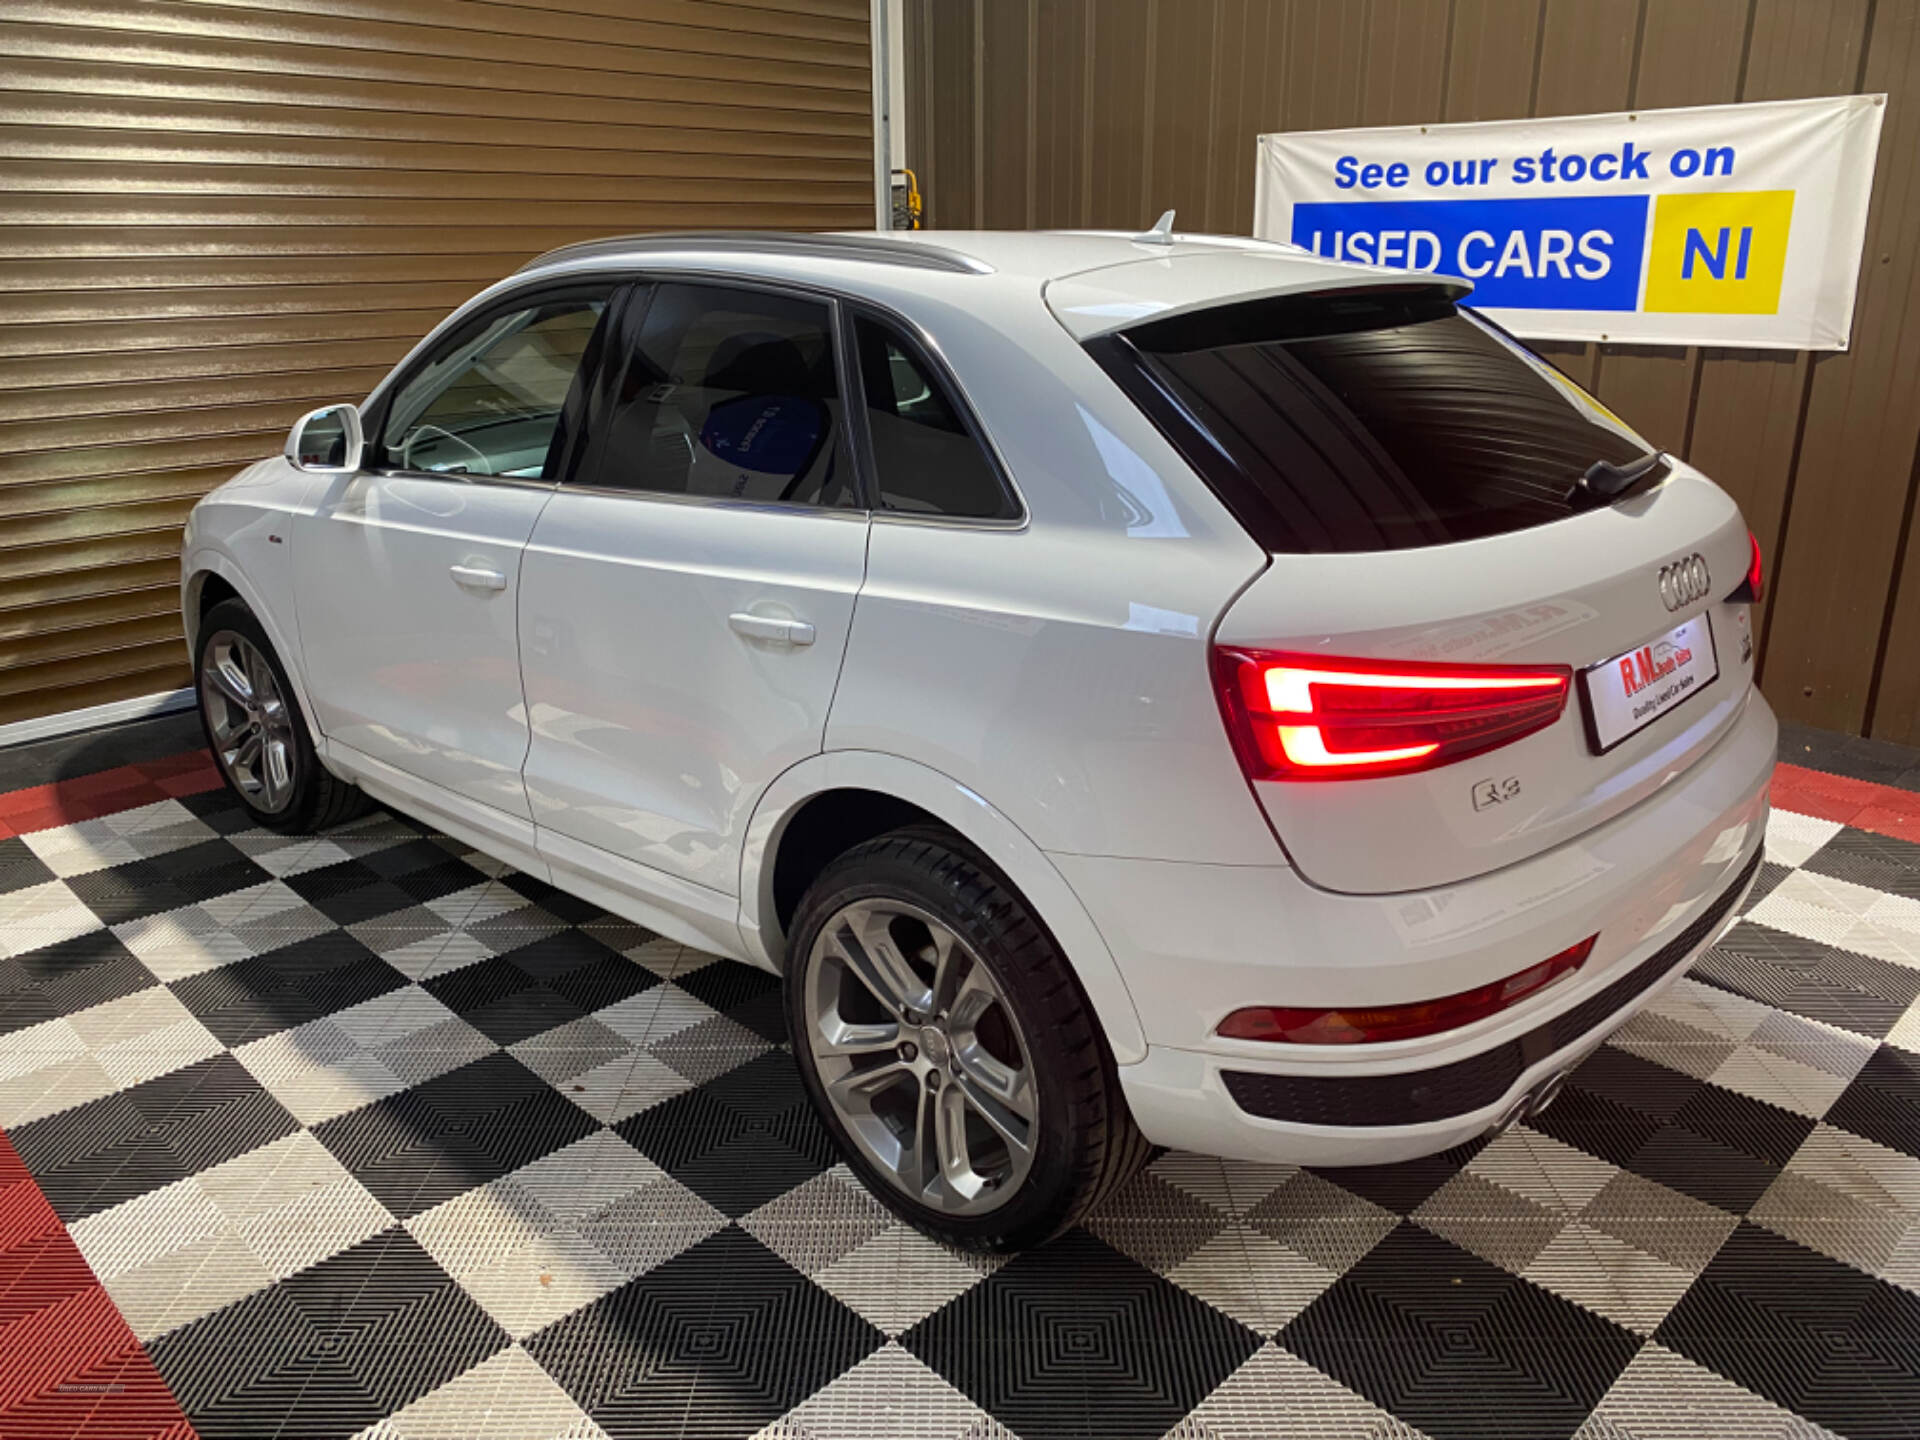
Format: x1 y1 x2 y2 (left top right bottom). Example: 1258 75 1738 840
195 597 371 834
785 825 1150 1251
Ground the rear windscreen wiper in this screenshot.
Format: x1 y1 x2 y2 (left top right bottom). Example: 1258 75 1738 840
1569 450 1669 507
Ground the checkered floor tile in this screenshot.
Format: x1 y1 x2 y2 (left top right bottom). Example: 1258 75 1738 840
6 742 1920 1440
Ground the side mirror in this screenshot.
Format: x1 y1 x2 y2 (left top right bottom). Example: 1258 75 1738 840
285 403 364 474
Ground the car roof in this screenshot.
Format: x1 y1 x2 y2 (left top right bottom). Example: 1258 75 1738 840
515 228 1457 340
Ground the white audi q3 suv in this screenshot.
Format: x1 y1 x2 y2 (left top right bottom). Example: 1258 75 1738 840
181 228 1775 1249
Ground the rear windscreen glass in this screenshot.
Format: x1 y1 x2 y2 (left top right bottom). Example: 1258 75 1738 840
1089 287 1653 553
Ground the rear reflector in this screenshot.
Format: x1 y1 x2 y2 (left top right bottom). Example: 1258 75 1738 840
1746 530 1765 603
1217 934 1598 1045
1213 649 1572 781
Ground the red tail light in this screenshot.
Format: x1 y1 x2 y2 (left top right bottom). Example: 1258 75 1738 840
1746 529 1764 603
1217 934 1597 1044
1213 649 1573 781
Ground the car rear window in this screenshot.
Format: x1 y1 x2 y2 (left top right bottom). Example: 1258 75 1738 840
1087 286 1653 553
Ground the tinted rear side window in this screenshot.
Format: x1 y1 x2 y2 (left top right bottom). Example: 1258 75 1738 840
852 315 1018 521
1089 287 1652 553
584 282 856 509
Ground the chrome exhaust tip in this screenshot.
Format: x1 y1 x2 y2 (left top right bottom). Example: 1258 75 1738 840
1485 1069 1571 1140
1486 1091 1534 1139
1528 1069 1569 1119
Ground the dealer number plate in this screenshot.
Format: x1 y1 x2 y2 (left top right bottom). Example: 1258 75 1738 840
1579 614 1718 753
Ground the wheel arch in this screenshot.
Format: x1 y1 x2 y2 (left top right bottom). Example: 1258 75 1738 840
182 545 324 751
739 750 1147 1064
185 571 240 651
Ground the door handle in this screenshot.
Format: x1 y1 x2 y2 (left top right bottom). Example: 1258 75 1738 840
449 563 507 591
729 612 816 646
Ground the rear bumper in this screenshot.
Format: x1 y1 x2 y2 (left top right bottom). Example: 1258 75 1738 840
1222 845 1757 1124
1057 688 1775 1166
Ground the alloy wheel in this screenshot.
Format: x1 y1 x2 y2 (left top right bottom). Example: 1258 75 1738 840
199 630 297 814
803 898 1038 1215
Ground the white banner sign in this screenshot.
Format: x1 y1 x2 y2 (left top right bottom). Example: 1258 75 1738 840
1254 95 1884 350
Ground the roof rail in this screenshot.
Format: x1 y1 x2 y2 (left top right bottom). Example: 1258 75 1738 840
516 231 994 277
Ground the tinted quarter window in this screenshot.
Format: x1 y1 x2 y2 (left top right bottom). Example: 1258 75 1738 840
1093 288 1652 552
588 283 855 508
853 316 1016 520
381 295 609 479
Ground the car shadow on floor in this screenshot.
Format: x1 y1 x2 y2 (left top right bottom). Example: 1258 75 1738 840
0 708 208 796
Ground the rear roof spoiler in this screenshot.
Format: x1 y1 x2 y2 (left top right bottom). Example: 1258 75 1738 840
1045 252 1472 340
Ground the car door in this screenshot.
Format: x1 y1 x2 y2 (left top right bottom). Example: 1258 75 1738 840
518 279 869 903
293 281 618 822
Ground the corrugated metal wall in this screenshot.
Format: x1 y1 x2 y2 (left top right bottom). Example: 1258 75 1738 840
0 0 875 727
903 0 1920 744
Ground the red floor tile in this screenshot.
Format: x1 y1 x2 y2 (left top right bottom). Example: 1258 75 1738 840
0 769 167 836
1770 762 1884 828
1852 804 1920 846
0 1133 197 1439
153 768 222 800
129 751 212 783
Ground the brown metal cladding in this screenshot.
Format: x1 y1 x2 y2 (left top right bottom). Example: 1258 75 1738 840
905 0 1920 742
0 0 873 727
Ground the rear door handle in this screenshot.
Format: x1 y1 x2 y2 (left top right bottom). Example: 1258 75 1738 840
449 563 507 592
729 612 816 646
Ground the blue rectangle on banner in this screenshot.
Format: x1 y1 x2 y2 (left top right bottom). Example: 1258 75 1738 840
1290 196 1650 311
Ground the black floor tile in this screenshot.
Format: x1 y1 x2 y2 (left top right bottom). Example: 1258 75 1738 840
502 872 605 924
425 953 589 1047
903 1228 1260 1440
1282 1222 1641 1440
11 1052 300 1222
175 786 256 832
616 1052 833 1217
1778 721 1920 794
0 836 57 896
360 837 465 880
423 931 656 1047
676 1131 834 1219
1742 859 1795 913
1657 1222 1920 1440
393 856 487 904
1693 922 1920 1039
314 1051 596 1220
149 1226 509 1440
669 955 787 1043
726 985 790 1045
1532 1047 1811 1213
284 857 424 926
1825 1045 1920 1161
527 1225 884 1440
1804 827 1920 902
64 838 271 926
0 930 157 1037
505 930 658 1012
1312 1137 1488 1216
675 959 782 1016
171 931 408 1046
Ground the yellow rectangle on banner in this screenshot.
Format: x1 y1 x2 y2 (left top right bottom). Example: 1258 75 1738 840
1644 191 1795 315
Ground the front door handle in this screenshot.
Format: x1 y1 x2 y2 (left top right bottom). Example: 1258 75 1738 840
729 612 816 646
449 563 507 592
